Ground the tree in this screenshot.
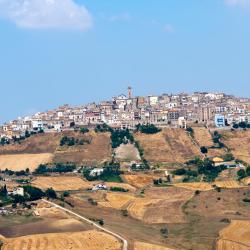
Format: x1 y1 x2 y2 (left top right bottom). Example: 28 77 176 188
200 146 208 154
45 188 57 199
0 185 8 197
246 166 250 176
63 191 70 197
233 123 239 129
237 169 247 179
70 121 75 127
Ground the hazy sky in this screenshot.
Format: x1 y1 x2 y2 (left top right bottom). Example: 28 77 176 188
0 0 250 123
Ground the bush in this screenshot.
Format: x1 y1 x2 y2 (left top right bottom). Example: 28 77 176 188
242 198 250 203
63 191 70 197
173 168 186 175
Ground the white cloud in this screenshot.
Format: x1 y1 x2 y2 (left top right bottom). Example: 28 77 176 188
164 24 174 33
225 0 250 8
0 0 93 30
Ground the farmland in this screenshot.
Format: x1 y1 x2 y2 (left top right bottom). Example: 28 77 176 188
134 242 173 250
1 230 122 250
0 153 53 171
216 220 250 250
134 128 200 163
32 176 93 191
122 174 158 188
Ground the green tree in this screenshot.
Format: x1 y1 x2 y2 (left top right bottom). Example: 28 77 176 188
45 188 57 199
237 169 247 179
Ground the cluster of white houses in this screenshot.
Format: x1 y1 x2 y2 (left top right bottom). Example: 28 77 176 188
1 88 250 139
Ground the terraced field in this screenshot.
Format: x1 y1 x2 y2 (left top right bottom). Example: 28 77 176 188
135 128 200 163
1 230 122 250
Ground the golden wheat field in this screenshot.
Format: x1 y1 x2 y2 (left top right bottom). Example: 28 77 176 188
0 153 53 171
1 230 122 250
192 127 214 147
122 174 156 188
134 242 173 250
134 128 200 163
32 176 93 191
217 220 250 250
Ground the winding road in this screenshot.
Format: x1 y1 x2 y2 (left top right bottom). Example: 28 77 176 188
42 199 128 250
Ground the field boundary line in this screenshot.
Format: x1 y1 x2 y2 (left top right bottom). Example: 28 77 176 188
42 199 128 250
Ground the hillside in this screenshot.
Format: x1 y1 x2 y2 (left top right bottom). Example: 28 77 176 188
0 131 112 170
221 130 250 164
134 128 201 164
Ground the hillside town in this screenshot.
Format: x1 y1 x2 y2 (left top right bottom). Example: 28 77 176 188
1 87 250 139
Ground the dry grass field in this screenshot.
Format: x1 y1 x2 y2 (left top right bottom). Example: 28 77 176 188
0 153 53 171
134 128 200 163
173 182 213 191
32 176 93 191
216 220 250 250
122 174 156 188
134 242 173 250
221 130 250 164
0 133 62 154
242 177 250 185
214 180 243 189
114 144 141 162
99 193 135 209
1 230 122 250
53 132 112 165
193 127 214 147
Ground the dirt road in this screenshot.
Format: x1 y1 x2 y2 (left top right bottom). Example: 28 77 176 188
42 199 128 250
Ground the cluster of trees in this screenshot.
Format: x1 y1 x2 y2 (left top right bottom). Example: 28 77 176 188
110 128 134 148
237 166 250 180
186 127 194 137
34 163 76 174
94 123 112 133
110 187 128 192
135 124 161 134
60 136 90 147
212 131 225 148
232 122 250 129
0 168 30 176
83 163 122 182
197 158 227 182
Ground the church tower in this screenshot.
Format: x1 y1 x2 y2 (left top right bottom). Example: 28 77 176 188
128 86 132 99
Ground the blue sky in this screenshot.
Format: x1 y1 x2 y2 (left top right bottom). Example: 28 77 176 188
0 0 250 123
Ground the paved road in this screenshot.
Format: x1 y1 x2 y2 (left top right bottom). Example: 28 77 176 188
42 199 128 250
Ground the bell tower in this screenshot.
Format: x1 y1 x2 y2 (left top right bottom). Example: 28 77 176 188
128 86 132 99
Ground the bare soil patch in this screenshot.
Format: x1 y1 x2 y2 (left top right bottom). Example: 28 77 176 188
114 143 141 162
122 174 156 188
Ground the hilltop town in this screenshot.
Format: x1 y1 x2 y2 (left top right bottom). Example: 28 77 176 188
1 88 250 140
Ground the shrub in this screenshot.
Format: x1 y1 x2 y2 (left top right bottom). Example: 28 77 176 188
200 146 208 154
135 124 161 134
